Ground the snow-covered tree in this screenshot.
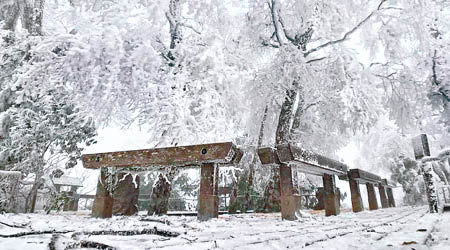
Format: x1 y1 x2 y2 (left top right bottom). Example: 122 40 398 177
0 2 97 212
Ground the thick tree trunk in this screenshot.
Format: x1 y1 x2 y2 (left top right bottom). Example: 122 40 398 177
112 173 140 216
0 1 20 31
228 175 239 213
290 85 305 136
20 0 45 36
421 162 438 213
26 177 43 213
148 168 179 215
262 178 280 212
263 81 299 212
231 105 269 213
275 81 299 145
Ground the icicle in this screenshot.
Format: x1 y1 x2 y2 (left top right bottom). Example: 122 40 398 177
132 173 139 189
118 172 130 183
144 172 149 186
213 164 217 195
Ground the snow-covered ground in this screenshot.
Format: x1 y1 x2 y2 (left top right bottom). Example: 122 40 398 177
1 206 449 250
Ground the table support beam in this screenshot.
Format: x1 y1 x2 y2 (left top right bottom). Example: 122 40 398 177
323 174 340 216
198 163 219 221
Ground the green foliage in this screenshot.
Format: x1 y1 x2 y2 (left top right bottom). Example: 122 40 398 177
44 191 69 214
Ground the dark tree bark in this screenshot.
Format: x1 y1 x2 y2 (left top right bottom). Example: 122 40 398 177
0 1 20 31
20 0 45 36
26 178 43 213
275 80 299 145
165 0 181 66
262 179 280 212
148 173 172 215
112 173 140 216
262 80 300 212
228 176 239 213
421 162 438 213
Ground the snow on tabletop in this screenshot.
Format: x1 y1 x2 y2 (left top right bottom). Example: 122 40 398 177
1 207 450 249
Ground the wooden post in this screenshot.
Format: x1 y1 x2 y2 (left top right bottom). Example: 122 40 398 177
378 185 389 208
198 163 219 221
279 163 301 220
92 167 114 218
366 183 378 210
323 174 340 216
386 187 396 207
348 178 364 213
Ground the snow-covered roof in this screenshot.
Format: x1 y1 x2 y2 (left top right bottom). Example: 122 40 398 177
53 176 83 187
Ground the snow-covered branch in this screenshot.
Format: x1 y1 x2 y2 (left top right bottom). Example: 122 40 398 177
304 0 388 57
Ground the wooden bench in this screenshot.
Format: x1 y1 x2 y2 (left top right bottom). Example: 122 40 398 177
339 169 382 212
381 178 396 208
258 144 348 220
82 142 242 221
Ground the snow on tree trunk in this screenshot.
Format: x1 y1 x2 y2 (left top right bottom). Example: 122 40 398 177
262 80 299 212
148 173 172 216
412 134 438 213
21 0 45 36
421 161 438 213
275 80 299 145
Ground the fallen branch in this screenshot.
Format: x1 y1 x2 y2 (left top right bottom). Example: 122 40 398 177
0 230 74 238
139 217 171 225
0 227 179 238
84 227 180 237
65 240 116 250
0 220 29 228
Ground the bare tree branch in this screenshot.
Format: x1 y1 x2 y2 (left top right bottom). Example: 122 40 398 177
269 0 283 47
304 0 387 57
180 23 201 35
306 56 327 64
432 50 439 86
262 39 280 48
277 14 295 42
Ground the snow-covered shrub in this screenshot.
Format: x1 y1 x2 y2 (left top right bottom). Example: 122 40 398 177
390 156 426 206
